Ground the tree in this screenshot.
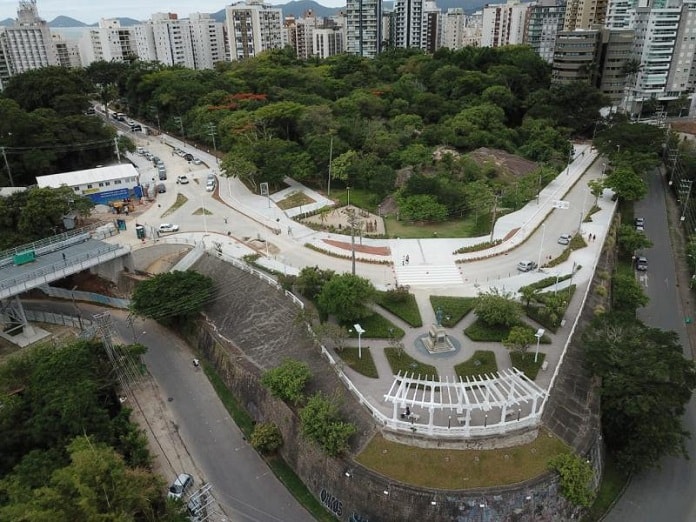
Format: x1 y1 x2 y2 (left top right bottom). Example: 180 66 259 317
315 322 349 352
474 288 522 327
503 326 536 353
519 285 539 310
317 274 376 323
583 313 696 472
548 453 596 507
398 194 448 222
299 393 356 456
250 423 283 454
612 273 649 311
261 359 311 405
617 224 653 256
130 271 214 325
604 166 647 201
587 178 604 205
295 266 335 300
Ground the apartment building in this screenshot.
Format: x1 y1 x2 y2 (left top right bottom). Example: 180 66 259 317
597 29 634 105
313 27 344 58
346 0 382 57
188 13 227 69
481 0 530 48
225 0 285 60
285 12 318 60
0 0 57 76
52 33 81 68
526 0 566 63
551 29 602 84
564 0 608 30
79 18 136 66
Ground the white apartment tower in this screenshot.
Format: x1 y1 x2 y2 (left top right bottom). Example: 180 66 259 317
286 12 318 60
225 0 285 60
79 19 136 66
188 13 227 69
481 0 530 48
443 8 466 50
52 33 81 68
346 0 382 57
313 27 344 58
525 0 566 63
564 0 608 30
151 13 195 68
0 0 57 76
394 0 425 48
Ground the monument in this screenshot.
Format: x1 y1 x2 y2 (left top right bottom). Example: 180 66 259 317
421 308 455 354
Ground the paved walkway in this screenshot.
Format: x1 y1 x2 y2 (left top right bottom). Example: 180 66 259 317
114 131 616 430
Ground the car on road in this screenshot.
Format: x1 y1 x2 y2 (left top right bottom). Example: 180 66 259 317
636 256 648 271
184 153 194 162
558 233 572 245
517 260 538 272
156 183 166 193
635 217 645 232
158 223 179 233
168 473 193 500
176 175 189 184
193 157 202 165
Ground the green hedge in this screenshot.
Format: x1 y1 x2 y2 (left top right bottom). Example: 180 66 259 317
465 319 551 343
375 290 423 327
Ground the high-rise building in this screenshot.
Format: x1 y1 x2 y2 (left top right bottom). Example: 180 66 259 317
0 0 57 76
392 0 441 52
563 0 608 30
551 29 602 84
597 29 634 105
285 12 318 60
79 19 136 66
188 13 227 68
313 27 344 58
52 33 81 68
442 8 465 50
525 0 566 63
346 0 382 57
481 0 530 48
605 0 637 29
225 0 285 60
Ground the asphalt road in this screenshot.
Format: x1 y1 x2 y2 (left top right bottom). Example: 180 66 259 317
605 169 696 521
27 301 312 522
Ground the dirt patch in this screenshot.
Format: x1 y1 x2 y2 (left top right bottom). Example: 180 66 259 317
503 227 520 241
671 121 696 135
301 205 386 235
322 238 391 256
469 147 539 179
52 272 124 297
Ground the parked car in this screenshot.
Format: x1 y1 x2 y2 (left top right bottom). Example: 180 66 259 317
136 146 145 155
156 183 166 193
206 179 216 192
636 256 648 271
635 217 645 232
193 157 202 165
558 233 572 245
184 153 194 162
158 223 179 233
517 260 538 272
176 175 189 184
167 473 193 500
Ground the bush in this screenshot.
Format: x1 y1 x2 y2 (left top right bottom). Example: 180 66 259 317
261 359 311 405
300 393 356 456
548 453 596 507
250 422 283 454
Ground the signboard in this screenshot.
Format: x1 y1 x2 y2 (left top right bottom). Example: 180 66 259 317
260 182 269 196
88 188 130 205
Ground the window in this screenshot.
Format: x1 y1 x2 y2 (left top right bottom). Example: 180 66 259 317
87 184 93 189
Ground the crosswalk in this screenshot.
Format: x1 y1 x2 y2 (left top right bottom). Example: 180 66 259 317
394 263 463 287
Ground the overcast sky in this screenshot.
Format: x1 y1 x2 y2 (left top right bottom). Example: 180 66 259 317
0 0 345 23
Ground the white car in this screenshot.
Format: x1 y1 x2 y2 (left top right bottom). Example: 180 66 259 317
193 158 202 165
168 473 193 500
176 175 189 184
558 233 572 245
158 223 179 233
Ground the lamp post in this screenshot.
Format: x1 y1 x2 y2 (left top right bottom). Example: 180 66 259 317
353 323 365 359
534 328 545 363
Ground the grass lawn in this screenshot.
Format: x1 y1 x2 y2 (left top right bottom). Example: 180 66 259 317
384 214 491 239
582 455 630 522
375 291 423 327
510 352 546 380
192 207 213 215
345 313 404 339
464 319 552 344
161 193 188 218
455 350 498 378
430 296 476 327
356 431 569 489
276 191 315 210
384 347 438 378
335 347 378 378
331 187 381 212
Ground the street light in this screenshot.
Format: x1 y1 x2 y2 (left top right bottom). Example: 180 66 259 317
534 328 545 363
353 323 365 359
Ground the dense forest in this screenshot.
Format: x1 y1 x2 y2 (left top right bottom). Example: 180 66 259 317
0 46 612 226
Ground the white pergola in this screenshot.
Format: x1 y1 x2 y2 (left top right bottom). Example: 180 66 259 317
383 369 547 436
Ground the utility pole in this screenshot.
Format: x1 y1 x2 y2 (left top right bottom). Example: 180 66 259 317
206 123 217 158
114 137 121 163
1 146 14 187
347 209 361 275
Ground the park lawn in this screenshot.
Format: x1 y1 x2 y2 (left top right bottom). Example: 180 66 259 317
335 347 379 378
384 347 438 378
375 291 423 327
465 319 552 344
356 431 569 489
192 207 213 215
276 191 315 210
510 352 545 380
429 296 476 327
384 214 491 239
161 193 188 218
455 350 498 378
345 313 404 339
331 187 381 212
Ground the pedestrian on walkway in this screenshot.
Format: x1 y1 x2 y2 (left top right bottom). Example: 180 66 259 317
224 217 228 224
405 254 410 264
62 253 66 263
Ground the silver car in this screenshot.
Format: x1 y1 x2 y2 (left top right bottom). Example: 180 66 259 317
158 223 179 233
558 233 572 245
168 473 193 500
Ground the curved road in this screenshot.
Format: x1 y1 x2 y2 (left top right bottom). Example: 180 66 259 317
605 169 696 521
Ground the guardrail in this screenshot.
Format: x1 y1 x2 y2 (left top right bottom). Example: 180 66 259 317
25 309 93 329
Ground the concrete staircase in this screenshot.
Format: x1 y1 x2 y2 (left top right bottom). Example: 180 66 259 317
394 263 463 287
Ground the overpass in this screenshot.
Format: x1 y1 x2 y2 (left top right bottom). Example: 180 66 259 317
0 224 131 346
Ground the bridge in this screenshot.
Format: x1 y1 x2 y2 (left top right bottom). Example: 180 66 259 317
0 224 131 346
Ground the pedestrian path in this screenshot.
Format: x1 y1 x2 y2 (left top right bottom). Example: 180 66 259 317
394 263 463 287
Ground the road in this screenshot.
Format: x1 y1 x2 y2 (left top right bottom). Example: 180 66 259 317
27 301 311 522
605 169 696 521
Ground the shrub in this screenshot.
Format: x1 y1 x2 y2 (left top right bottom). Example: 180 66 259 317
548 453 596 507
300 393 356 456
250 422 283 454
261 359 311 405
